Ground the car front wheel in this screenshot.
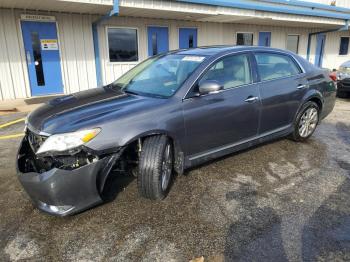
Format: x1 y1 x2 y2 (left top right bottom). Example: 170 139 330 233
291 101 320 142
138 135 173 200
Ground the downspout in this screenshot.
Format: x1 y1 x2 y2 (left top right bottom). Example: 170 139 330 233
92 0 119 87
306 20 349 62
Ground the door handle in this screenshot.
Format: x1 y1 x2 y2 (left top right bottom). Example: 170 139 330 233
297 84 308 89
245 96 259 103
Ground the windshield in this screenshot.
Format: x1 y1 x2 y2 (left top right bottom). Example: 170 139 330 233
111 54 206 98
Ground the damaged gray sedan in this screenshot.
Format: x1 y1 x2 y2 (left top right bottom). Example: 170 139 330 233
17 46 336 216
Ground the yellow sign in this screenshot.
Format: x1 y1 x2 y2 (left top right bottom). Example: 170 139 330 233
41 39 58 50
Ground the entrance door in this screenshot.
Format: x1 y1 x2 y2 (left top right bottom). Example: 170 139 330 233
179 28 197 49
258 32 271 47
315 34 326 68
21 21 63 96
147 26 169 57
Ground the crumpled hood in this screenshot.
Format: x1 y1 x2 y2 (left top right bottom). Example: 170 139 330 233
27 86 162 134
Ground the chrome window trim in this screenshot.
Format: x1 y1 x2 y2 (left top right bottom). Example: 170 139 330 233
182 50 254 100
182 49 306 100
188 124 291 161
255 73 306 85
253 51 306 83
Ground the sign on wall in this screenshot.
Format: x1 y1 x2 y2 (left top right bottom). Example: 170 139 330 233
41 39 58 50
20 14 56 22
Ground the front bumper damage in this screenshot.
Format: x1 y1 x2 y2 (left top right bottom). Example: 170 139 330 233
16 130 122 216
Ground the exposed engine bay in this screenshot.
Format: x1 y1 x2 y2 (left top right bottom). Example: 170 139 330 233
18 129 140 176
18 130 99 173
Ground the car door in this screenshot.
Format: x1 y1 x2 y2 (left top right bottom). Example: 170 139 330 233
254 52 308 134
182 53 260 158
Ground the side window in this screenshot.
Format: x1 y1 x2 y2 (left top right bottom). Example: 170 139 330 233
201 54 252 89
255 53 301 81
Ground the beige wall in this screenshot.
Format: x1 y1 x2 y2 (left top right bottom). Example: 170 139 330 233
0 9 97 100
98 16 350 85
0 8 349 100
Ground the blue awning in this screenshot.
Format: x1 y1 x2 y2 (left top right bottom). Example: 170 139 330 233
175 0 350 20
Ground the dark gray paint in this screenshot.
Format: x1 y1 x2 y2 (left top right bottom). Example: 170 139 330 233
27 46 335 163
19 46 336 215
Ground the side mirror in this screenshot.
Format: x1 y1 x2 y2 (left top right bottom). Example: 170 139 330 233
198 80 223 95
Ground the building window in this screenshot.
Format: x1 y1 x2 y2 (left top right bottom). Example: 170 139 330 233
108 28 138 62
237 33 253 46
339 37 349 55
286 35 299 54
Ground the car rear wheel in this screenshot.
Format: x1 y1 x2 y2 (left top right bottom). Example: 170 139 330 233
138 135 173 200
291 101 320 142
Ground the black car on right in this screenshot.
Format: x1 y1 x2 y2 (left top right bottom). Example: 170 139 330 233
337 61 350 97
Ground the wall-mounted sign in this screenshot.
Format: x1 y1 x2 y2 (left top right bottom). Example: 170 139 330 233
20 14 56 22
41 39 58 50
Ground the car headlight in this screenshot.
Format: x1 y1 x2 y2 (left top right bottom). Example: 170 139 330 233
36 128 101 154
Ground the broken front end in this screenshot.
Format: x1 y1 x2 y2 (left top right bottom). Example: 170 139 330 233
16 128 125 216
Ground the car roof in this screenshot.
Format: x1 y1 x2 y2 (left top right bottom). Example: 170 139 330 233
172 45 294 57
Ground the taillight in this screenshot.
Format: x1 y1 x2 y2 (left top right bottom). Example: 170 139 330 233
329 72 337 82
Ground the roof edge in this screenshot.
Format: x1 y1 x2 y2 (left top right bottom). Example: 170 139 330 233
175 0 350 20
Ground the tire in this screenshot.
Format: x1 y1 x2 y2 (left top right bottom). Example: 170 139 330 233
138 135 173 200
291 101 320 142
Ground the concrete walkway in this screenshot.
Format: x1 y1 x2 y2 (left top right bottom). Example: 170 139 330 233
0 99 42 114
0 95 62 114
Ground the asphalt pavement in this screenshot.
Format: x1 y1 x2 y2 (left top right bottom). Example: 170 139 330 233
1 99 350 261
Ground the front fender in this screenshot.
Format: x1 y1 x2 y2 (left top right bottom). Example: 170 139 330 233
85 102 186 162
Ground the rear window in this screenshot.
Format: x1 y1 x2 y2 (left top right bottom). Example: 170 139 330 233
255 53 301 81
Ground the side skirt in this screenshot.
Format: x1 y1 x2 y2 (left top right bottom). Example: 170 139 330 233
185 125 293 168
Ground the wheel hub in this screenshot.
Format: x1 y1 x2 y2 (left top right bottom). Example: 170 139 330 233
298 107 318 138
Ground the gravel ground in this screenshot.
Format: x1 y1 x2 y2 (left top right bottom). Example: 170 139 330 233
0 98 350 261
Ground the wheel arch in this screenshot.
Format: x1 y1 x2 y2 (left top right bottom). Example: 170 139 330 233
307 96 323 112
301 90 323 111
123 130 185 175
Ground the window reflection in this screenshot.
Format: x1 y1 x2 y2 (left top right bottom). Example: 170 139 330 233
31 32 45 86
108 28 138 62
237 33 253 46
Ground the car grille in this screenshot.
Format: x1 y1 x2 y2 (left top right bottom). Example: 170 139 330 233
26 129 47 153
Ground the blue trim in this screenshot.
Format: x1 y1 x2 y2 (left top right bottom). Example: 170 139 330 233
259 0 350 13
306 20 349 62
111 0 119 16
93 0 119 87
92 23 102 87
176 0 350 20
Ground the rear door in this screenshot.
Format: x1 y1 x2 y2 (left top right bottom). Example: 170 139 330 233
183 53 260 157
253 52 308 134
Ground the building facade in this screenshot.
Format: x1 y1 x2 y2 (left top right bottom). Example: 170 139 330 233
0 0 350 100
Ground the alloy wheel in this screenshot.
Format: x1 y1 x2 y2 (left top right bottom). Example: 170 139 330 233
298 107 318 138
161 143 173 191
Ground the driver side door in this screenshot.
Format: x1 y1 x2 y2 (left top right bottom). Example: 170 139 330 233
182 53 260 163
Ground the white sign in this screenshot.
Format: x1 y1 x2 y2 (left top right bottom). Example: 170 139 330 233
20 14 56 22
182 56 205 62
41 39 58 50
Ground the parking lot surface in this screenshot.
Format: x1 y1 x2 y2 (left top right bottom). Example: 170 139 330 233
1 99 350 261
